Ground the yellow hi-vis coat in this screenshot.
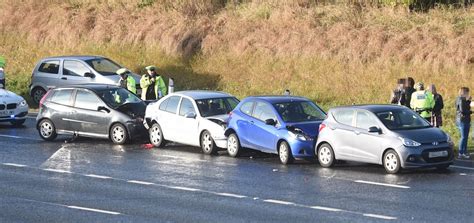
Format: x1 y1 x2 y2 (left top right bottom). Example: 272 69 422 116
410 90 435 118
140 75 167 100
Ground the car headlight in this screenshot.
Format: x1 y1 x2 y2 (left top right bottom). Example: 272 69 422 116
18 100 27 107
399 137 421 147
289 131 311 141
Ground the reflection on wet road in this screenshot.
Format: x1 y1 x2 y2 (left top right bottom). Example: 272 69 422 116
0 117 473 222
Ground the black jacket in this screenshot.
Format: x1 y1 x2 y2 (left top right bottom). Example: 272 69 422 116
432 93 444 114
456 96 472 123
391 89 406 105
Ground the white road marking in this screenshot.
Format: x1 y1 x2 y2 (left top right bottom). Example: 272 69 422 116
213 192 247 198
451 165 474 171
263 199 295 205
363 213 397 220
85 174 112 179
43 168 72 174
168 186 201 192
459 173 467 176
310 206 342 212
156 155 237 166
2 163 27 167
127 180 155 185
354 180 410 189
0 134 41 141
67 206 121 215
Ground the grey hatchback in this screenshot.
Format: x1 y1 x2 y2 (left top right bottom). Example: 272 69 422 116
29 55 141 104
315 105 454 174
36 84 146 144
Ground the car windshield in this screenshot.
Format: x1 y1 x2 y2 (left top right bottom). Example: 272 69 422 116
195 97 239 117
274 101 326 123
85 58 122 76
376 109 431 130
96 87 142 108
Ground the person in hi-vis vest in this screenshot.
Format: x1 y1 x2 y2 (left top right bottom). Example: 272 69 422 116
140 65 167 101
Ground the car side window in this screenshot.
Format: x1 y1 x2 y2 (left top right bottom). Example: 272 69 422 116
159 98 170 111
38 60 60 74
50 89 74 106
74 90 101 110
356 111 379 130
63 60 91 76
179 98 196 116
253 102 277 121
240 101 254 116
164 96 180 114
333 109 354 126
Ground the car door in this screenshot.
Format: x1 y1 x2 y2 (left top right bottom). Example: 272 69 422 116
235 101 255 148
247 101 279 152
330 109 357 160
174 97 199 146
157 96 181 142
47 89 75 132
350 110 384 163
61 60 94 86
36 60 61 89
70 89 109 136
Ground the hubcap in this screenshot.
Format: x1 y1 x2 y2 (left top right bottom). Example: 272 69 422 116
40 121 53 138
112 126 125 143
279 143 288 163
319 146 332 164
385 153 398 171
202 132 212 152
227 136 238 155
150 126 161 145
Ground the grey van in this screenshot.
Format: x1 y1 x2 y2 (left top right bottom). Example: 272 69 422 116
29 55 141 104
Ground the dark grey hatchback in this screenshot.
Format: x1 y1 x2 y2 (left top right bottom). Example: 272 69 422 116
36 84 146 144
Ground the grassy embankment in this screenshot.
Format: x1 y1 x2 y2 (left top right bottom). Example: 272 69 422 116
0 0 472 148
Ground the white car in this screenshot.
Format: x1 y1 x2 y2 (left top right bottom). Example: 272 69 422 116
0 88 29 126
144 91 239 155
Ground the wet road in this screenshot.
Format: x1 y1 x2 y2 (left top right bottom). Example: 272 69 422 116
0 116 473 222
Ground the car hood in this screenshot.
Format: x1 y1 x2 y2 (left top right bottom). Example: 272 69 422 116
116 102 146 119
286 121 323 138
0 89 24 102
101 73 141 85
206 114 230 122
394 127 448 143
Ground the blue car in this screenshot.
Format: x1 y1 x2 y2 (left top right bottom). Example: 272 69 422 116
225 96 326 164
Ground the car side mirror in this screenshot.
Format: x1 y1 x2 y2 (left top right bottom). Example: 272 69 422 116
368 126 381 133
185 112 196 119
84 72 95 78
265 119 277 126
98 106 110 113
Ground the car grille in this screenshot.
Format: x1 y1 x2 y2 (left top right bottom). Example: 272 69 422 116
7 103 16 110
0 104 4 110
421 148 452 163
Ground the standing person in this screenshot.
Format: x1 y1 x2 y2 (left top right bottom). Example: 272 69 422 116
404 77 416 108
116 68 137 94
427 84 444 127
0 56 5 89
140 65 167 101
390 78 406 105
456 87 472 159
410 82 435 122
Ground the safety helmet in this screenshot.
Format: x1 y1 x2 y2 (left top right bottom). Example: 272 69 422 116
415 82 424 90
116 68 129 76
145 65 156 71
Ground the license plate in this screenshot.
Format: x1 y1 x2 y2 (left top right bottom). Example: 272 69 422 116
429 151 448 158
0 110 12 116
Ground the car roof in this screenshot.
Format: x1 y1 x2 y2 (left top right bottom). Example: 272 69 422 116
244 95 310 103
331 104 408 113
40 55 106 61
171 90 234 100
54 84 120 92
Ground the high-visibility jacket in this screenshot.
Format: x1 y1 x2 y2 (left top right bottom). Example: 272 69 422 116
410 90 435 118
118 75 137 94
140 74 167 100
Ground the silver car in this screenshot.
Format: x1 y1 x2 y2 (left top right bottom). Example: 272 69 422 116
315 105 454 174
29 55 141 104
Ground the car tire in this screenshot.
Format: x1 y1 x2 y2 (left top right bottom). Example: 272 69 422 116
38 119 57 141
32 87 46 105
436 164 450 171
10 119 26 127
317 143 335 168
383 150 401 174
149 123 166 148
110 123 128 145
201 130 217 155
278 141 294 165
227 133 241 157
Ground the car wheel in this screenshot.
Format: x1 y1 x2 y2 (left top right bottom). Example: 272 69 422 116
32 87 46 105
38 119 57 141
317 143 335 168
383 150 401 174
10 119 26 127
201 130 217 155
227 133 241 157
110 123 128 145
279 141 294 165
436 164 450 171
149 123 166 148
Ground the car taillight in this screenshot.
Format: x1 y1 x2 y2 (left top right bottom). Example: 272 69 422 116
318 123 326 132
39 90 51 108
